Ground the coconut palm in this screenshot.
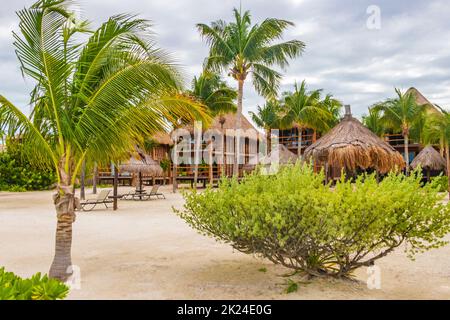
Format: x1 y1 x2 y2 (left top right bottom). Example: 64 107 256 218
197 7 305 175
373 88 425 173
423 107 450 198
280 81 332 158
362 107 385 137
322 93 342 129
249 100 282 153
190 71 237 116
0 0 208 281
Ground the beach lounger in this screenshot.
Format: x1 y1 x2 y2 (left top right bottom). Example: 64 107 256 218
80 190 113 211
146 185 165 199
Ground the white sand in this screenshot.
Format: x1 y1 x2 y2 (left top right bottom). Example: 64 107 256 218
1 186 450 300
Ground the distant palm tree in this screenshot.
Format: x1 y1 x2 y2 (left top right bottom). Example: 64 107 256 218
373 88 425 173
424 107 450 198
281 81 332 157
362 108 385 137
190 71 237 116
249 100 282 153
197 7 305 175
321 93 342 129
0 0 208 281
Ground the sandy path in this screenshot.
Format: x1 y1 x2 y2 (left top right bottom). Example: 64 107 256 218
1 187 450 300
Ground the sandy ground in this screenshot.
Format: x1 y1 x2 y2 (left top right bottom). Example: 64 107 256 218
1 186 450 300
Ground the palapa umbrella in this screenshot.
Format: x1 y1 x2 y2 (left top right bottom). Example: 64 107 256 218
304 105 405 176
119 156 163 192
410 145 446 180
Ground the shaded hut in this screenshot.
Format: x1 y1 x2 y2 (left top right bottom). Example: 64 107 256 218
120 156 163 192
172 112 261 190
410 145 446 181
243 144 299 174
304 105 405 180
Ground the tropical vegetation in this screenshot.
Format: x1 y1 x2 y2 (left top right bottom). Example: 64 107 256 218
372 88 426 171
197 7 305 174
176 163 450 278
0 0 209 280
0 267 68 300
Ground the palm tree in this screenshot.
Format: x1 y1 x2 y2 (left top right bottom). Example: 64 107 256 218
373 88 425 173
190 71 237 116
0 0 208 281
322 93 342 129
249 100 282 153
424 108 450 198
280 81 332 157
362 107 385 137
197 7 305 175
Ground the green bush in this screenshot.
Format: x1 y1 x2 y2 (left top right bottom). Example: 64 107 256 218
0 267 69 300
0 147 56 192
431 175 448 192
175 163 450 278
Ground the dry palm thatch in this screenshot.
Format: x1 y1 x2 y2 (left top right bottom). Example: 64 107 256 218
119 156 163 176
180 112 257 133
151 131 174 146
410 145 446 171
243 144 299 172
304 107 405 174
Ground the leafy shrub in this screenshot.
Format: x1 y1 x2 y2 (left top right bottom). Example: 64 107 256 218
176 163 450 278
0 267 69 300
0 146 56 192
431 175 448 192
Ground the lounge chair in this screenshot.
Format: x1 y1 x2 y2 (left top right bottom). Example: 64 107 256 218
146 185 165 200
80 190 113 211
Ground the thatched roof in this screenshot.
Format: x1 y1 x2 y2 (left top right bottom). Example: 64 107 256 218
304 106 405 174
406 87 441 115
410 145 446 171
180 112 257 134
152 131 173 146
119 149 163 176
258 144 299 165
243 144 298 173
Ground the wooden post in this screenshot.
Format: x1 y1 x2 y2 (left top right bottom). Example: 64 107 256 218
325 162 329 184
113 165 118 211
209 139 213 186
92 162 98 194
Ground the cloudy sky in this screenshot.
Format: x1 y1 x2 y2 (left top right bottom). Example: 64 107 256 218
0 0 449 122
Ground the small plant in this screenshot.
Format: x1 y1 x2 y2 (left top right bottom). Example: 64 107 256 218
0 267 69 300
176 163 450 278
284 279 298 294
258 267 267 273
431 175 448 192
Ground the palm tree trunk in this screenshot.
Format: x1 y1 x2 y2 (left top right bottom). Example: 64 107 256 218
297 126 303 159
234 79 244 177
404 134 409 176
446 144 450 200
49 182 76 281
266 128 271 154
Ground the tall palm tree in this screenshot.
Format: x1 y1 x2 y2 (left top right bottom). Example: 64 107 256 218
249 100 282 153
373 88 425 173
362 107 385 137
280 81 332 157
190 71 237 116
0 0 208 281
424 108 450 198
197 7 305 175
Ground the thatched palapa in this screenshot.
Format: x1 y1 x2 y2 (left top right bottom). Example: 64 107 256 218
410 145 446 171
304 106 405 174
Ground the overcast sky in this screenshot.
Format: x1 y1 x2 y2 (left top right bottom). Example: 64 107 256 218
0 0 449 122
